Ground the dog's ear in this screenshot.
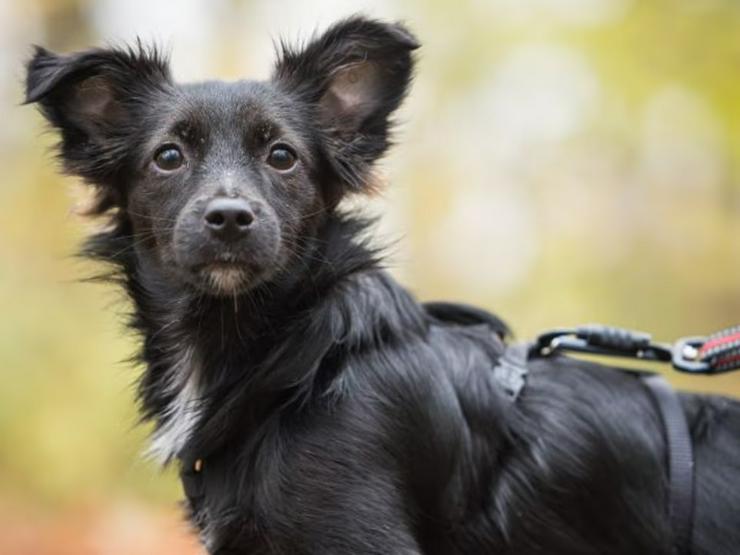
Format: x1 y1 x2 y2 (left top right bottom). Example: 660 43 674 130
273 17 419 195
25 43 171 186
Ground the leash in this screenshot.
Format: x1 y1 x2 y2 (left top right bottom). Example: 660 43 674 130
494 323 740 554
532 324 740 374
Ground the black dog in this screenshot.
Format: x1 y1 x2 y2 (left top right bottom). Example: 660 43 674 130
26 16 740 555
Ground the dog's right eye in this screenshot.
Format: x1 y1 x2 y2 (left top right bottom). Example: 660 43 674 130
153 145 184 172
266 145 297 171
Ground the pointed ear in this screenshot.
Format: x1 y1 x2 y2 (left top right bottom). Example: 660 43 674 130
273 17 419 194
25 43 171 184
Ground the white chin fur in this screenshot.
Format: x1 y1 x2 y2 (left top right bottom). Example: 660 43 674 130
207 266 246 295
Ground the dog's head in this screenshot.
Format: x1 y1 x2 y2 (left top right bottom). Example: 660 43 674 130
25 18 417 296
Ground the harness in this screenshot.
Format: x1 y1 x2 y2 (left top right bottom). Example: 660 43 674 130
179 322 740 553
496 324 740 555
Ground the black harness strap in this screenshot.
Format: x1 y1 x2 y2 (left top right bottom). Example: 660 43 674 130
492 344 695 555
640 374 695 555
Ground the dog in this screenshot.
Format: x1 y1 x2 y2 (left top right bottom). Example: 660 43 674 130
26 16 740 555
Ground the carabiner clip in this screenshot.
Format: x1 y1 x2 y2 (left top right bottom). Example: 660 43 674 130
534 325 740 374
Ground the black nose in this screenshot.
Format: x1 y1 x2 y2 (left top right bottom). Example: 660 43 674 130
204 198 255 241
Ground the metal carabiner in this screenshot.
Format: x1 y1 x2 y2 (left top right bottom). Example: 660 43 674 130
534 325 740 374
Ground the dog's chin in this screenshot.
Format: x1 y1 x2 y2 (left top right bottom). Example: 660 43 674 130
191 262 268 297
203 263 249 296
172 237 283 297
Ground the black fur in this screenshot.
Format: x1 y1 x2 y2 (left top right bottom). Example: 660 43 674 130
26 16 740 555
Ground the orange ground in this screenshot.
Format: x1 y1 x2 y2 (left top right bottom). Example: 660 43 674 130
0 501 202 555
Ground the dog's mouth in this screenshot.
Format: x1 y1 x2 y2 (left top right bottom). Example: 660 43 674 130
186 248 277 296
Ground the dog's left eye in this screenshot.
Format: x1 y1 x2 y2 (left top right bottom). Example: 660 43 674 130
266 145 297 171
153 145 184 171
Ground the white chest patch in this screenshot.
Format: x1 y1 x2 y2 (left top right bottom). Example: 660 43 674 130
146 348 203 465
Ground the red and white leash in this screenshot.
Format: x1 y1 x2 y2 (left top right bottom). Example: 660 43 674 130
674 325 740 374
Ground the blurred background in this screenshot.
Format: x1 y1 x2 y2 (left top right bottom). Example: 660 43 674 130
1 0 738 553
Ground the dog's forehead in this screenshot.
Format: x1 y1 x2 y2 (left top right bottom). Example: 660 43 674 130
172 80 296 130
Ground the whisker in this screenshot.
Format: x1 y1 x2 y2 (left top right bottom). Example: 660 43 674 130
125 210 180 223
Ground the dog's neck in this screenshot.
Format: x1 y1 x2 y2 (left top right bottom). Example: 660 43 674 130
102 212 388 463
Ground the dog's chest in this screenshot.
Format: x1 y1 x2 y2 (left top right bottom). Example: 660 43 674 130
179 442 271 552
176 404 409 554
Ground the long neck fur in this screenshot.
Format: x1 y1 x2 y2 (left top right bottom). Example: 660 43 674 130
84 211 428 464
